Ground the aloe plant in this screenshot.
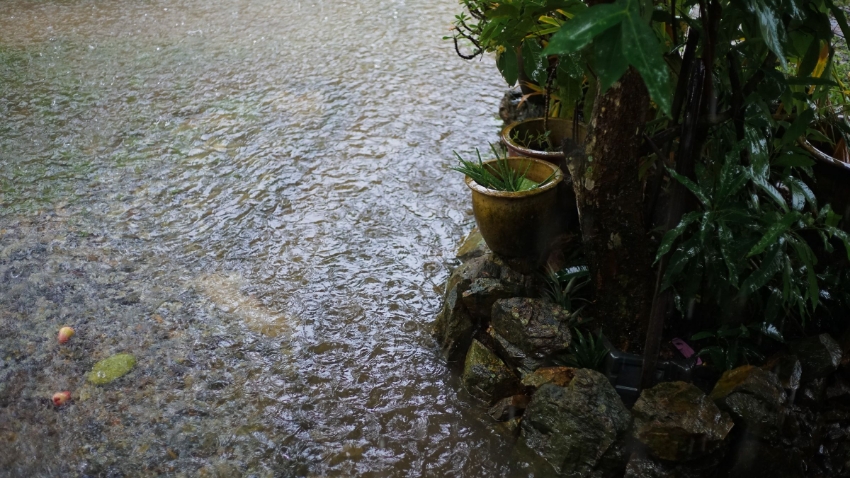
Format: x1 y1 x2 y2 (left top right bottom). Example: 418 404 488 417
452 145 555 192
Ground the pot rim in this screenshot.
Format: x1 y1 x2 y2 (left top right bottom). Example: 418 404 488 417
500 117 586 160
799 138 850 172
463 156 563 198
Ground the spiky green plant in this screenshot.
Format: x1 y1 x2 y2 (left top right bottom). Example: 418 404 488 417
542 266 590 313
452 145 555 192
558 329 609 372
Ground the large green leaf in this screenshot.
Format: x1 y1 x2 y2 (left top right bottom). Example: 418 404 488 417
717 222 742 286
789 236 819 309
668 168 712 208
787 176 816 211
750 173 789 212
621 0 672 115
496 49 519 86
593 24 629 91
747 211 800 257
741 245 785 295
796 36 821 78
744 0 787 67
542 2 627 56
779 108 815 148
828 2 850 43
522 40 548 86
656 211 701 261
826 226 850 260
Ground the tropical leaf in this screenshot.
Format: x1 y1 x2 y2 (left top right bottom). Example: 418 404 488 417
747 211 800 257
543 1 626 56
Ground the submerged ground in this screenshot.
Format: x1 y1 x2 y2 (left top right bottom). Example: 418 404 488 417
0 0 517 475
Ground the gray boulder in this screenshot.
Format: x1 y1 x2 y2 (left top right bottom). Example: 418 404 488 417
499 88 546 124
489 394 531 422
489 329 545 375
459 255 534 320
521 366 576 389
518 369 632 477
625 452 724 478
490 297 572 359
456 227 489 262
709 365 786 440
434 284 474 362
433 256 486 361
792 333 842 382
461 339 521 403
633 381 734 462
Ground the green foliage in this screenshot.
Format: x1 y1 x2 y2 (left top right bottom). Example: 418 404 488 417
510 128 557 152
451 146 556 192
657 123 850 325
690 324 769 371
449 0 850 353
555 329 609 371
543 0 671 114
542 265 591 312
447 0 591 118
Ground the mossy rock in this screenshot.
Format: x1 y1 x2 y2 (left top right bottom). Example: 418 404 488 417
87 353 136 385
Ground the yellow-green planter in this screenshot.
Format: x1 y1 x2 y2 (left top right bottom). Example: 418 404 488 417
500 118 587 164
501 118 586 232
465 157 563 260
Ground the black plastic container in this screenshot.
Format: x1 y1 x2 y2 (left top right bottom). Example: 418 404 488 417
601 338 696 406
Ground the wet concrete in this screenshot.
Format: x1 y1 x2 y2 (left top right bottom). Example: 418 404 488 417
0 0 518 475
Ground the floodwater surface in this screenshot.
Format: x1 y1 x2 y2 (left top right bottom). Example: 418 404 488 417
0 0 515 475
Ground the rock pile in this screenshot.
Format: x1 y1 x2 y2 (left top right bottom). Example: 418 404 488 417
435 229 850 477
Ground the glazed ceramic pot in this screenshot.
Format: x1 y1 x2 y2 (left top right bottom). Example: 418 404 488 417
500 118 587 164
464 157 563 260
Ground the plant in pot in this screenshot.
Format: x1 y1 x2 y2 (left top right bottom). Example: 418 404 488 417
452 147 564 262
446 0 590 120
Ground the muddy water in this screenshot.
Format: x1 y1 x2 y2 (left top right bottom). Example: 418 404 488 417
0 0 518 476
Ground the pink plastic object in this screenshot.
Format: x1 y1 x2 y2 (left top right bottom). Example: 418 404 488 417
671 338 702 365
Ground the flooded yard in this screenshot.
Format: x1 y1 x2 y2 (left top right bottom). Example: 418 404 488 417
0 0 515 475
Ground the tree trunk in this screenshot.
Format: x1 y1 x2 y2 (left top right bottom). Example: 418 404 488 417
566 68 653 351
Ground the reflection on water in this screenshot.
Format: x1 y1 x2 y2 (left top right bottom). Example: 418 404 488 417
0 0 517 475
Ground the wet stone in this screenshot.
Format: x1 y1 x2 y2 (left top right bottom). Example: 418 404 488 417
518 369 632 477
434 254 495 361
87 354 136 385
624 452 724 478
461 339 521 404
725 437 805 478
434 284 474 362
825 376 850 406
499 88 545 125
520 366 576 389
771 355 802 392
792 333 842 382
488 394 530 422
456 227 489 262
488 329 544 375
633 381 733 462
799 377 827 407
710 365 786 440
462 278 517 320
490 298 572 359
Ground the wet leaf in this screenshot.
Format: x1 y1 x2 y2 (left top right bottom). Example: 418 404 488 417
621 0 672 115
745 0 786 67
778 108 814 148
741 245 784 295
747 211 800 257
543 1 626 56
593 24 629 91
496 49 519 86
